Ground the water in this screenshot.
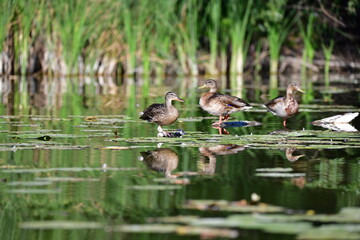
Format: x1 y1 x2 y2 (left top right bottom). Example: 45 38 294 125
0 76 359 240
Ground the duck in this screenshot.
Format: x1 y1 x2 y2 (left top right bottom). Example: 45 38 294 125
140 92 184 137
264 82 305 127
199 79 252 126
140 148 178 178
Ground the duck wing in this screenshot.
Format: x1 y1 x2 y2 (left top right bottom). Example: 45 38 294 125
140 104 166 121
264 96 287 116
212 93 251 108
264 96 284 108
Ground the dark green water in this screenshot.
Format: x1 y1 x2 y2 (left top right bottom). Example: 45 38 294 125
0 76 359 240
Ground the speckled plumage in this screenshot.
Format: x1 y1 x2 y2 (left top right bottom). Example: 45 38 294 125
140 92 184 136
199 79 251 125
264 82 305 127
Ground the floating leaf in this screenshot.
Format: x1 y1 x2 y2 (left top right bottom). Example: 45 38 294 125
1 167 138 173
20 221 104 229
255 173 306 178
35 177 99 182
153 178 191 185
127 185 182 190
182 199 284 213
7 188 61 194
112 224 238 238
256 168 294 172
7 181 52 186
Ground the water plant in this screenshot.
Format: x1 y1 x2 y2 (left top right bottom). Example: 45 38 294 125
51 0 105 75
0 0 358 82
228 0 254 76
204 0 221 76
300 13 316 76
261 0 296 75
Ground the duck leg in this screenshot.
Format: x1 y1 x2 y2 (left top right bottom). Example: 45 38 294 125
282 119 287 127
212 116 223 126
157 125 171 137
223 115 230 122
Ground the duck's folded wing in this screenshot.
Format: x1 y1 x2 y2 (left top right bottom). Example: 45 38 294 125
218 95 250 108
264 96 284 107
140 104 165 120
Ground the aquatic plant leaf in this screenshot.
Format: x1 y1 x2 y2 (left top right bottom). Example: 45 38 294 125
112 224 178 233
100 146 146 150
193 215 313 234
7 188 61 194
7 181 52 186
255 172 306 177
182 199 284 213
298 225 360 239
111 130 360 150
113 224 239 238
35 177 100 182
20 221 104 229
127 185 182 190
1 167 138 173
256 168 293 172
154 216 200 224
10 133 114 139
153 178 191 185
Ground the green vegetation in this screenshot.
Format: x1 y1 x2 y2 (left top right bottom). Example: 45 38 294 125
0 0 358 77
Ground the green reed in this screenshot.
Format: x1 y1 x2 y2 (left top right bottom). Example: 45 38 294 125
52 0 105 75
204 0 221 76
0 0 351 85
228 0 254 76
262 0 295 75
14 0 41 75
322 40 334 85
300 13 316 76
0 0 15 53
176 0 199 76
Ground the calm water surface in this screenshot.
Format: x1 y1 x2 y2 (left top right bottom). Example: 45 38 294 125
0 76 359 240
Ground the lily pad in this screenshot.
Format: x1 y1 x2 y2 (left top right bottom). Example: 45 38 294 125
20 221 104 229
127 185 182 190
182 199 284 213
1 167 138 173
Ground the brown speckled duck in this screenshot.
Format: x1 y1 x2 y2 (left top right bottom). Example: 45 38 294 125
264 82 305 127
199 79 252 125
140 92 184 136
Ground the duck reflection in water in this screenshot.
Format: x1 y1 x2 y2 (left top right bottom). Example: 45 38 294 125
285 147 305 162
199 145 246 174
140 148 178 178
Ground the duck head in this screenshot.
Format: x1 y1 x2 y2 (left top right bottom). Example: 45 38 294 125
198 79 218 92
165 92 184 102
287 82 305 94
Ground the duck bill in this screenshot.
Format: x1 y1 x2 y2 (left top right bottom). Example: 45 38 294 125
298 88 305 93
198 85 206 89
175 97 184 102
